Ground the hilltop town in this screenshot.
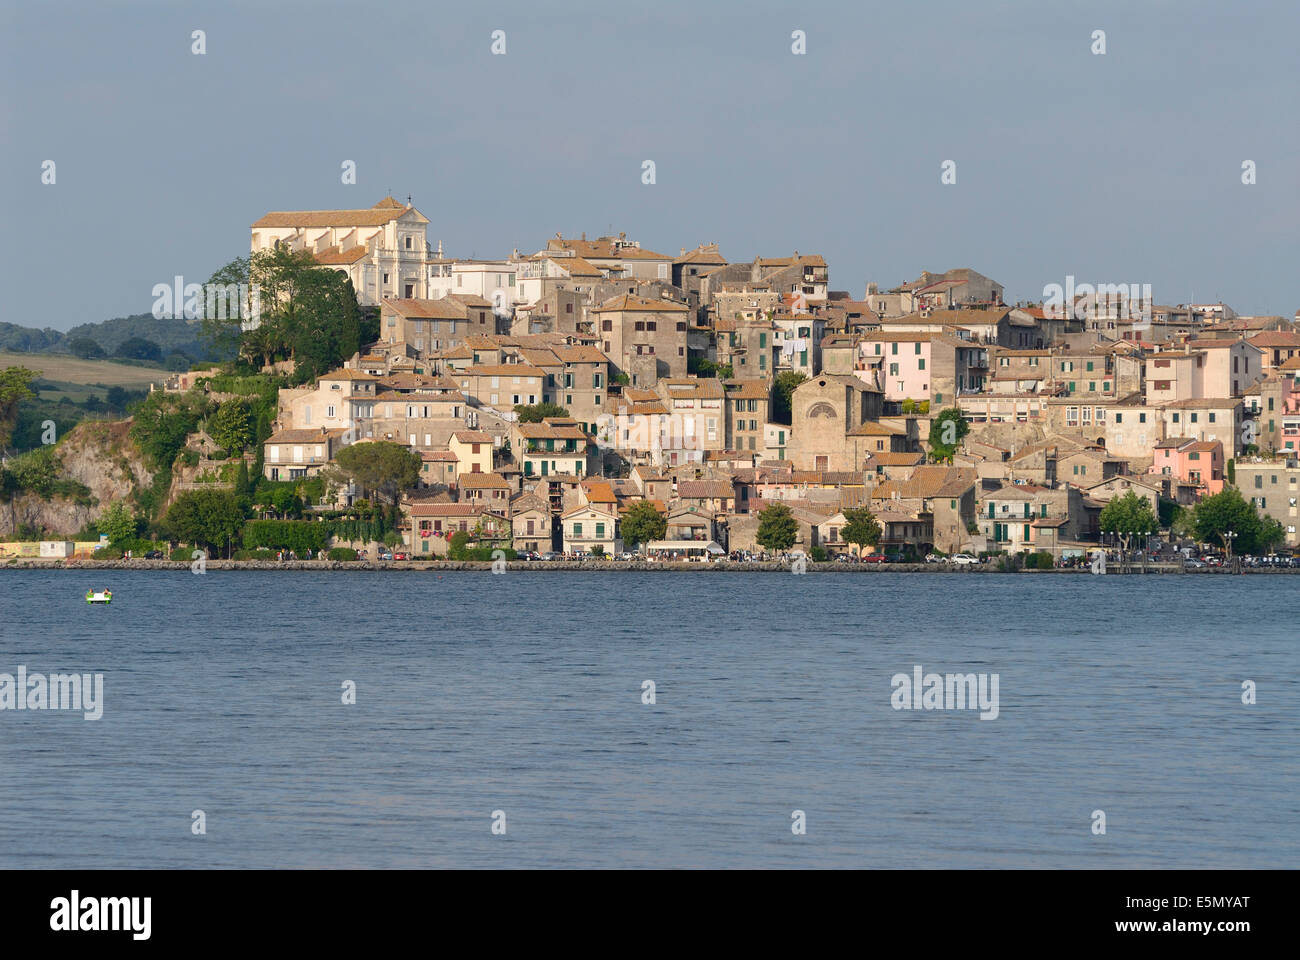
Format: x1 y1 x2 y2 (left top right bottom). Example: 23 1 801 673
3 195 1297 566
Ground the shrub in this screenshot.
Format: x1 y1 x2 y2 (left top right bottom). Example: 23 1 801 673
327 547 358 561
171 547 197 561
243 519 330 552
233 548 278 560
810 545 828 562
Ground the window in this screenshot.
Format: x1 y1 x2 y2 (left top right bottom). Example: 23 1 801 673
918 358 925 371
891 343 899 355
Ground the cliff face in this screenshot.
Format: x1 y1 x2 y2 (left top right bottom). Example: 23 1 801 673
1 419 152 537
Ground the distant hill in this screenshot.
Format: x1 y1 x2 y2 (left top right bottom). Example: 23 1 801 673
0 313 230 362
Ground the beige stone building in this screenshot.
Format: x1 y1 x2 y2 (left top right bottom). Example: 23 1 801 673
591 294 690 386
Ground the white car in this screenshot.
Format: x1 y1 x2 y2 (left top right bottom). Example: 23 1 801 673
949 554 980 565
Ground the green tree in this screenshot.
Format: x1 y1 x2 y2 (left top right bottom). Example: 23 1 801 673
334 441 421 505
840 506 882 554
68 336 105 359
199 256 252 360
756 502 798 553
1190 487 1262 556
773 372 808 424
163 488 245 556
115 336 163 363
620 500 666 547
514 402 569 423
0 366 39 451
928 408 970 461
99 501 137 544
233 459 253 503
1098 489 1158 552
210 398 253 457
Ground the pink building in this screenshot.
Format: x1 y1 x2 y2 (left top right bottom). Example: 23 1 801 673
1150 438 1224 494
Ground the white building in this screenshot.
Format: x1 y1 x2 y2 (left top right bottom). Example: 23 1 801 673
250 197 430 307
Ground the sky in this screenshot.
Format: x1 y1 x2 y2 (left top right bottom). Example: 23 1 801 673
1 0 1297 332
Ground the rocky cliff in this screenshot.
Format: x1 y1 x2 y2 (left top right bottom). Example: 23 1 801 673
1 419 152 537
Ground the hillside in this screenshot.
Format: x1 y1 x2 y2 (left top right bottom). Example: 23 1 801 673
0 312 230 362
0 351 169 390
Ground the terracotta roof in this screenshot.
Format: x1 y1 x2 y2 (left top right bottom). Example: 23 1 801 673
407 503 502 517
723 379 771 399
592 294 689 313
252 198 422 228
452 431 494 443
314 244 369 265
677 480 734 499
383 298 465 320
459 472 510 488
266 428 348 443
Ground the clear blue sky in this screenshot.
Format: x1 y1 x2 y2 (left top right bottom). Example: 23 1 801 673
2 0 1297 331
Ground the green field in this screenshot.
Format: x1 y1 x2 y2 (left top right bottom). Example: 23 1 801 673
0 351 167 401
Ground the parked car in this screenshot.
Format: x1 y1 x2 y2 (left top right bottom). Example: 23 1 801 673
949 554 980 565
378 552 394 561
862 554 887 564
1184 558 1207 569
541 551 562 561
392 552 408 561
144 550 164 559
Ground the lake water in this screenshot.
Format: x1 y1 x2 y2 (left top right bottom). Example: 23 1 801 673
0 570 1295 868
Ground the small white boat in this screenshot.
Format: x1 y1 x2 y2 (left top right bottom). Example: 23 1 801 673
85 590 113 604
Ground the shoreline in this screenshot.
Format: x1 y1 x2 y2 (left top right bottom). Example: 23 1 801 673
0 558 1281 573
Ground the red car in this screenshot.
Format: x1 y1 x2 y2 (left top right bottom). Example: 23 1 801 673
393 552 408 561
862 554 887 563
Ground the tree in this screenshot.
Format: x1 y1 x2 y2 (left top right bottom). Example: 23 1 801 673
756 502 798 553
162 488 245 556
333 441 421 505
199 256 252 360
1190 487 1262 556
99 501 137 544
1098 490 1158 552
68 336 105 359
514 402 569 423
773 372 808 424
620 500 666 547
0 366 39 451
105 385 130 412
115 337 164 363
210 398 253 457
928 408 970 462
233 459 253 503
840 506 882 554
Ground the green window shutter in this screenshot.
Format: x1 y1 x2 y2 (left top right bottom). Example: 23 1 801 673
596 523 605 537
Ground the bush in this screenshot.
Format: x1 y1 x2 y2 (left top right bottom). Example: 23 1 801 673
233 548 278 560
810 545 828 562
171 547 197 561
327 547 358 561
1024 551 1054 570
243 519 330 552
